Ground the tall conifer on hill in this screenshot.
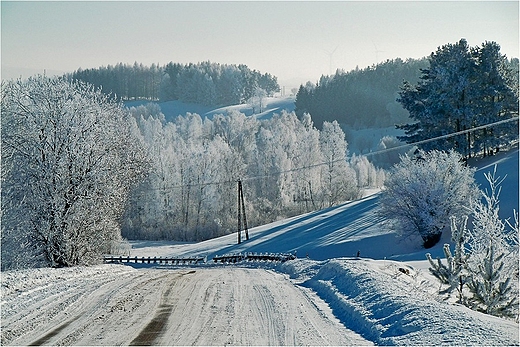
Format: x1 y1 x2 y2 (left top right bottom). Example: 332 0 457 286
397 39 518 158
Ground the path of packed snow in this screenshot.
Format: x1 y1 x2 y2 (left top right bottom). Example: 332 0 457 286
1 264 369 346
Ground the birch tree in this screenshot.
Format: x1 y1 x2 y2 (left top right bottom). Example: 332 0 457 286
319 120 359 206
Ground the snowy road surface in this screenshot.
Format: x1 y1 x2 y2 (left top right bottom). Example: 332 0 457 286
1 265 369 346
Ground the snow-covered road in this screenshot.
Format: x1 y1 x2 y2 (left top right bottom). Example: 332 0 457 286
1 265 369 346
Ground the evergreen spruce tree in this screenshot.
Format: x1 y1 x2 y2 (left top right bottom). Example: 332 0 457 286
426 216 468 302
398 39 518 158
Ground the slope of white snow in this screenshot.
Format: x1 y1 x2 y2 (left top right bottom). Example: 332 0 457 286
2 145 517 346
124 96 296 122
129 193 446 262
129 144 518 262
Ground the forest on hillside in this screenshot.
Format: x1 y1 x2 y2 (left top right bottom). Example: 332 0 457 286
123 104 384 241
67 61 279 107
295 56 519 130
295 58 429 128
3 39 518 268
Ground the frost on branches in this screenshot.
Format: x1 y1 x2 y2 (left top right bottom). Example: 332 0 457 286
379 149 479 248
123 109 378 242
398 39 518 158
427 167 519 319
1 76 148 269
465 168 519 318
426 216 468 302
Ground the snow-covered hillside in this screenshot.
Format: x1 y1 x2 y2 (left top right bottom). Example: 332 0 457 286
2 146 518 346
129 144 519 262
124 95 296 123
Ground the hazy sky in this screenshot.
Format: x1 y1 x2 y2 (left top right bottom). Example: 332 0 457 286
2 1 518 88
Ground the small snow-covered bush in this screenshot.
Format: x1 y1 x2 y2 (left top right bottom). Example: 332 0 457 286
379 149 479 248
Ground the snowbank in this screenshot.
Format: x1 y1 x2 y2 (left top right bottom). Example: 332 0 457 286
279 258 519 346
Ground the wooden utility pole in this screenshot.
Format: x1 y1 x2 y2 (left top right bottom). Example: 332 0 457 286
237 180 249 244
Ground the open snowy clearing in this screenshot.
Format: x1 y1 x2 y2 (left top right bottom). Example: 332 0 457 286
1 265 368 346
124 95 296 123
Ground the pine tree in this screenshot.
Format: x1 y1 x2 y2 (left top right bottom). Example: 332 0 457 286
472 41 519 155
398 39 518 158
426 216 468 302
465 167 519 318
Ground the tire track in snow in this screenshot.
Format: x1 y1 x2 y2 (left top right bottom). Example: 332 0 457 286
57 271 172 346
130 270 196 345
28 316 80 346
252 283 283 345
3 270 135 346
4 267 370 346
13 270 168 346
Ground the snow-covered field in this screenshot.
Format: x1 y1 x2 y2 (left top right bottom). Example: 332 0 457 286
2 145 518 346
124 95 296 123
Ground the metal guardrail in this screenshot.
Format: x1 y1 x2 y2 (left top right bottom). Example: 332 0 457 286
103 252 297 266
212 252 296 263
103 256 205 265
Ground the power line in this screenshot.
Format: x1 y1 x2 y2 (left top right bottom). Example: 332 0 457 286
136 116 519 193
364 116 519 158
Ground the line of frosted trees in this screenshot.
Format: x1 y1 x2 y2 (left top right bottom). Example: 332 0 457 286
123 104 384 241
68 61 280 106
1 76 382 269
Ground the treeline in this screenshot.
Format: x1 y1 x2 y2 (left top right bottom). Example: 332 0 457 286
295 58 429 128
68 61 279 106
161 61 280 105
123 104 384 242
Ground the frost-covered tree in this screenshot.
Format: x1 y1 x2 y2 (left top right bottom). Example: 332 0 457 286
350 154 385 189
291 113 323 212
319 121 359 206
372 135 408 169
1 76 148 269
249 87 267 114
398 39 518 158
425 167 519 317
472 41 519 155
426 216 469 301
124 109 366 242
379 149 479 248
465 167 519 318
